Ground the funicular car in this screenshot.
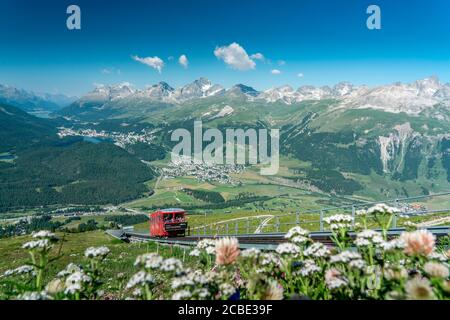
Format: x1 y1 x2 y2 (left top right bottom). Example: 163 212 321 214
149 208 187 237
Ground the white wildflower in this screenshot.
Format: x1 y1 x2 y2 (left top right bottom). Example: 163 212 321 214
355 230 384 247
17 291 51 300
260 253 281 266
84 246 110 259
323 214 354 224
348 259 366 270
356 209 367 216
171 275 195 290
195 288 210 299
276 243 300 256
22 239 51 251
241 248 261 258
299 260 321 276
284 226 309 239
189 249 200 257
132 288 142 297
2 265 35 278
126 271 155 289
379 238 405 251
172 289 192 300
205 246 216 255
160 258 183 273
323 214 353 231
330 251 362 264
134 253 163 269
57 263 82 278
366 203 400 215
303 242 330 258
197 239 216 250
196 239 217 255
219 283 236 297
290 235 309 244
64 271 91 294
192 271 209 285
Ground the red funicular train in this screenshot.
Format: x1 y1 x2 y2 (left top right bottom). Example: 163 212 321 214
149 208 188 237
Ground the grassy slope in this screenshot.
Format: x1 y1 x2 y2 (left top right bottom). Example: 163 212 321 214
0 231 195 288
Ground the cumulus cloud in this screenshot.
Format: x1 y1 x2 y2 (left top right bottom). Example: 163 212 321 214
277 60 286 66
214 42 256 71
132 55 165 73
297 72 304 78
178 54 189 68
250 53 265 61
271 69 282 75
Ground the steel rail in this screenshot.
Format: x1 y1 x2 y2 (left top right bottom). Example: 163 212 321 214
119 225 450 249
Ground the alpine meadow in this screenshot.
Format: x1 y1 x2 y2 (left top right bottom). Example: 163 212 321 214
0 0 449 304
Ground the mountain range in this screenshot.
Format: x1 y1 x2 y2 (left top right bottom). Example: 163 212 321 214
57 76 450 119
2 76 449 119
0 84 77 114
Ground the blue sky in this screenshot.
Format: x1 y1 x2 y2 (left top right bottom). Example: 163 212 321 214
0 0 450 96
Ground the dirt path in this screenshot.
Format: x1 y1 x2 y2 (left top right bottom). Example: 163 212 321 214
416 216 450 227
254 216 275 234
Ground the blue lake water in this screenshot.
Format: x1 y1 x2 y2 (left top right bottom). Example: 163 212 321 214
29 111 52 118
0 153 16 160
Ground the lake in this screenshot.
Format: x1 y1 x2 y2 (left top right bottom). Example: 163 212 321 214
0 153 17 161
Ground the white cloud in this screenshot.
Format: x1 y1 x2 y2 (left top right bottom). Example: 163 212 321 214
250 53 265 61
271 69 282 75
277 60 286 66
101 68 112 75
214 42 256 71
132 55 165 73
297 72 304 78
178 54 189 68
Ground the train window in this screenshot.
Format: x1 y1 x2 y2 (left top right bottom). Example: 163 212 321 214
174 213 184 221
164 214 172 222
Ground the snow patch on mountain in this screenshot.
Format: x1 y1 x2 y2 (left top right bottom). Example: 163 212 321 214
212 105 234 119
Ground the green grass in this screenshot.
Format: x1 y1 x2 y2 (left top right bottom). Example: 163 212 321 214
0 230 197 289
0 210 448 299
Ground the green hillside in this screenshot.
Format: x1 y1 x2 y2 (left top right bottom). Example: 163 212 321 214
0 104 156 211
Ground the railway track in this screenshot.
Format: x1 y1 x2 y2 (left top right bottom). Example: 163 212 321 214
114 225 450 250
